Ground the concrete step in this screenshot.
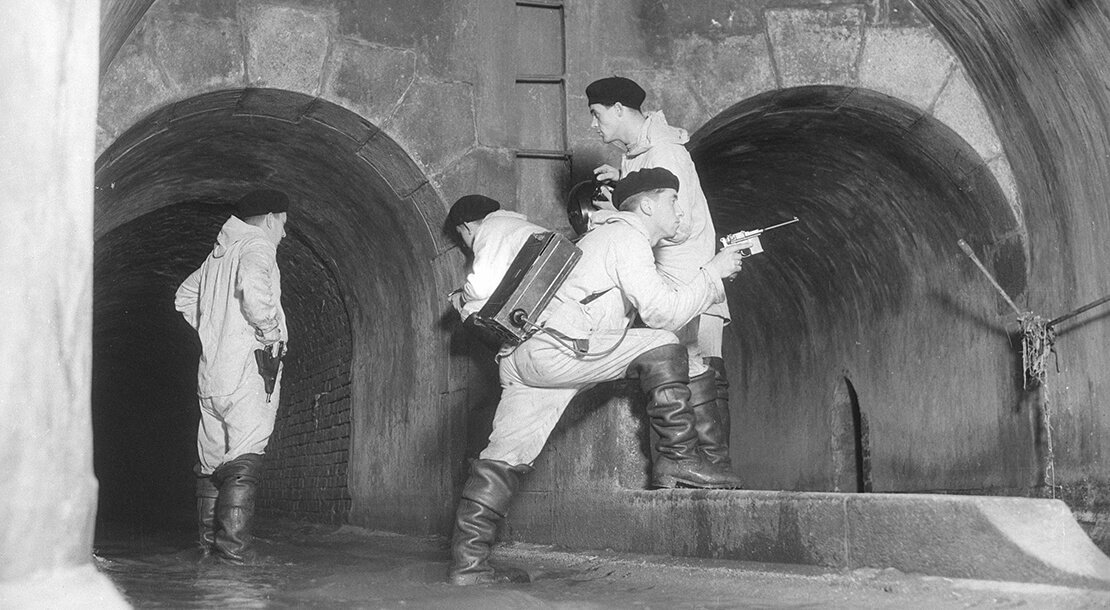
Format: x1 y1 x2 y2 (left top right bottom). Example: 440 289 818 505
506 488 1110 589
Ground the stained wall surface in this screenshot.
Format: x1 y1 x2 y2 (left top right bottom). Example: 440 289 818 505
81 0 1110 557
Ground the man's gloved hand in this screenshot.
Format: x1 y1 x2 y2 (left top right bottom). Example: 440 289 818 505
592 165 619 211
257 324 282 345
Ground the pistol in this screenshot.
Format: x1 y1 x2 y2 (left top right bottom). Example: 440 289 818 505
720 217 800 257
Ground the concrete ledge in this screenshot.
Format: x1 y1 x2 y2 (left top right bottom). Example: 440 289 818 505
505 489 1110 589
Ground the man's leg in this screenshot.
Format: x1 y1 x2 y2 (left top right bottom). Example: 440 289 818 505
449 458 534 585
210 452 264 565
450 382 578 585
687 314 739 473
626 342 740 489
194 397 225 559
194 463 219 557
209 374 277 565
689 367 743 488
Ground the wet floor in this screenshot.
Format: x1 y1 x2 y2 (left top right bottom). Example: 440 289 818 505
94 519 1110 609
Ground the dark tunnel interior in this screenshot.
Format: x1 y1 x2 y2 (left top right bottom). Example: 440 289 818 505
689 85 1027 491
92 89 446 532
691 85 1024 365
93 201 355 528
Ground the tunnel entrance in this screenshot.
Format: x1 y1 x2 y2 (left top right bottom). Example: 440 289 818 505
691 86 1029 493
92 89 455 537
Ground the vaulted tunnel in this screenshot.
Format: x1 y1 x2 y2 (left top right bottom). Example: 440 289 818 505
83 0 1110 554
689 86 1028 493
91 82 1030 539
92 89 463 534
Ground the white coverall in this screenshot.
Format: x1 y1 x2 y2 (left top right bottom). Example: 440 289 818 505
175 216 287 475
459 210 548 318
619 111 729 366
479 211 726 467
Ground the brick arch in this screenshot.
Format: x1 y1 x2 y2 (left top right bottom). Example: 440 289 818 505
93 88 464 531
687 83 1028 493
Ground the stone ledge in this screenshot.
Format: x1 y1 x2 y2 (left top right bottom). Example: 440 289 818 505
506 489 1110 589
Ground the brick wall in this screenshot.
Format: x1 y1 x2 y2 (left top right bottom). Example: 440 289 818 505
257 234 353 523
92 200 354 525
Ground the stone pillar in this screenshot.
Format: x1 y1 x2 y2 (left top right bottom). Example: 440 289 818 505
0 1 127 605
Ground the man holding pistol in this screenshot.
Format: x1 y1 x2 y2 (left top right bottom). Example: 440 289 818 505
174 189 289 564
586 76 739 481
448 168 747 585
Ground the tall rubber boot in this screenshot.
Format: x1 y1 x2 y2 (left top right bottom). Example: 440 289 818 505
448 459 533 585
626 344 737 489
194 464 219 558
690 366 743 488
211 453 264 565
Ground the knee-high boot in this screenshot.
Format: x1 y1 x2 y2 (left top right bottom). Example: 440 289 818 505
211 453 264 565
448 459 533 585
194 465 219 557
698 357 735 465
690 366 743 488
626 344 739 489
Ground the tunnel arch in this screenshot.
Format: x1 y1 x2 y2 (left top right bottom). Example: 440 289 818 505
93 88 463 532
689 85 1031 493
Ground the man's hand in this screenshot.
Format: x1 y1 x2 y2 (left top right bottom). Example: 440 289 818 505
257 325 282 345
704 243 745 280
592 165 620 211
447 289 467 316
593 164 620 182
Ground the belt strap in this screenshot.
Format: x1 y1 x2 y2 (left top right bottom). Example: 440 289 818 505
542 327 589 354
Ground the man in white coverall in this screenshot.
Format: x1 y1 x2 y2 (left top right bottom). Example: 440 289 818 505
448 168 747 585
586 76 739 480
175 189 289 564
447 194 550 319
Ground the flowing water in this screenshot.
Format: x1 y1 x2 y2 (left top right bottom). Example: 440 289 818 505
93 520 1110 609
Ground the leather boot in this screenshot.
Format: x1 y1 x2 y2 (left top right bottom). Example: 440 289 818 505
195 464 219 557
627 344 738 489
690 366 743 488
448 459 533 585
211 453 264 565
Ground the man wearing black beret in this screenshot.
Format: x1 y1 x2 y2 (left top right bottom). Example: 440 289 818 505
445 194 550 319
586 76 740 486
448 168 748 586
174 188 290 565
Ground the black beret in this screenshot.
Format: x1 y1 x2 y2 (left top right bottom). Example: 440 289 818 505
586 76 646 110
234 189 289 219
613 167 680 209
448 194 500 227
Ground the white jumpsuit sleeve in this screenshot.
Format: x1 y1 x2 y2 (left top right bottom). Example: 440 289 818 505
174 268 202 330
608 226 724 332
237 239 282 344
461 240 504 313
